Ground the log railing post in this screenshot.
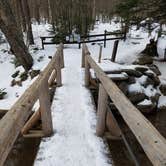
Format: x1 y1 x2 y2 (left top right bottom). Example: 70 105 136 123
104 30 107 48
85 56 90 87
111 40 119 62
164 48 166 61
39 80 53 137
41 37 45 49
82 44 86 68
56 54 62 87
106 108 122 138
60 43 64 68
96 84 108 137
98 45 103 63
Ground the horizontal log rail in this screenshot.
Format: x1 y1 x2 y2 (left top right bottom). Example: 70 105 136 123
0 44 64 166
82 43 166 166
40 31 125 40
41 30 126 49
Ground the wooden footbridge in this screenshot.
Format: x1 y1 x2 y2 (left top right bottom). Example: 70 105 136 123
0 44 166 166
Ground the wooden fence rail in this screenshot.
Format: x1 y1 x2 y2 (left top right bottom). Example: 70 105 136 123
82 44 166 166
41 30 126 49
0 44 64 166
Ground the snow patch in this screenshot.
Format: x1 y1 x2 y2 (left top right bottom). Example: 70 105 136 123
158 96 166 108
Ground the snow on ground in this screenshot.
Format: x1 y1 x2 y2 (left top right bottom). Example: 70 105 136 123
158 96 166 108
138 99 152 106
0 24 56 109
88 25 150 64
88 23 166 64
34 45 111 166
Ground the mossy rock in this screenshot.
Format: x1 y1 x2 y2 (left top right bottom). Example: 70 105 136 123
118 81 128 95
121 68 142 77
29 70 40 79
11 79 22 87
133 54 153 65
19 72 28 81
127 76 136 84
11 70 20 78
37 56 44 62
148 64 161 76
128 91 147 104
137 100 156 114
159 84 166 95
0 89 7 100
150 93 161 103
144 71 160 86
135 66 148 73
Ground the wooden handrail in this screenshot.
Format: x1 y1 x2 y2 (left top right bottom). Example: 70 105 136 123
82 44 166 166
0 44 64 166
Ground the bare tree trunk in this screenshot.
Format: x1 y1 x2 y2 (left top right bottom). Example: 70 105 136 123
21 0 34 45
18 0 26 32
0 0 33 71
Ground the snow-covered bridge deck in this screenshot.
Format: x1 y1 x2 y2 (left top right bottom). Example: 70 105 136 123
34 46 111 166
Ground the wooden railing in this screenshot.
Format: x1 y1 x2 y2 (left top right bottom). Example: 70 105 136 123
0 44 64 166
82 44 166 166
41 30 126 49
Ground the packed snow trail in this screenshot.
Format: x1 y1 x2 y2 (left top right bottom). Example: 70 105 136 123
34 45 111 166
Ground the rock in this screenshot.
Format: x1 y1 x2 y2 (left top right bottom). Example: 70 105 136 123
121 68 142 77
144 70 155 77
138 76 155 87
137 99 156 113
0 88 7 100
159 84 166 95
11 79 16 86
131 42 140 45
127 76 136 84
33 47 39 51
29 70 40 79
144 71 160 86
104 70 122 74
152 76 160 86
135 66 148 73
11 70 20 78
148 64 161 76
19 72 28 81
145 77 155 87
11 79 22 87
118 81 128 95
133 54 153 65
141 39 158 57
128 91 147 104
107 72 129 81
37 56 44 62
150 93 161 103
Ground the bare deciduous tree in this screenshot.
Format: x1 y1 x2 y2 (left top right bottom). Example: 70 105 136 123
0 0 33 71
